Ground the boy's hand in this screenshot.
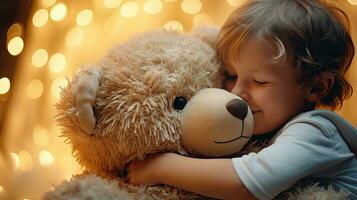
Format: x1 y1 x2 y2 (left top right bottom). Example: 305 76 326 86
126 153 177 186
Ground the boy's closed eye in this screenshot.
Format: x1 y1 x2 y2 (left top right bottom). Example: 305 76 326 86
224 71 237 81
223 72 271 86
253 79 269 85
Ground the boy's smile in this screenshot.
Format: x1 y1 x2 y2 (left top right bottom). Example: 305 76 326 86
223 37 311 135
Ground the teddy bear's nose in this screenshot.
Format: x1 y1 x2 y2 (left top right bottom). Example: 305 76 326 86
226 99 248 120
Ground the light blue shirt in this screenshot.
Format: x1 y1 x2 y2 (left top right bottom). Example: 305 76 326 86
232 110 357 200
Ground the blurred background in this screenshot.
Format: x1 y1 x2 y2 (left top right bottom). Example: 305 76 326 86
0 0 356 199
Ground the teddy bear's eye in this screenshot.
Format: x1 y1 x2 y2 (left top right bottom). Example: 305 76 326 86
173 96 187 110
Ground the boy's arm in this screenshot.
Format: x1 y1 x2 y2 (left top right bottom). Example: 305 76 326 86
127 153 256 200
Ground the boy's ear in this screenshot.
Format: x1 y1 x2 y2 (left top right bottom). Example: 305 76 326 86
190 26 220 49
306 71 335 102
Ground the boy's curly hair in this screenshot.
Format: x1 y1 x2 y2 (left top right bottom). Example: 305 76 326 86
217 0 354 110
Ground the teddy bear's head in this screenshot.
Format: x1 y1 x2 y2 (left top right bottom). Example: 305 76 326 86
56 28 222 176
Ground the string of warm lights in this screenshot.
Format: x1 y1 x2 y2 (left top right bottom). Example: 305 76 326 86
0 0 356 199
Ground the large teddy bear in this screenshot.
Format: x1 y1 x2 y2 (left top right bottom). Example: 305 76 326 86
44 27 230 200
44 27 348 200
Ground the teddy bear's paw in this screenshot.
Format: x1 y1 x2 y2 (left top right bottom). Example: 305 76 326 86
43 174 136 200
73 67 103 135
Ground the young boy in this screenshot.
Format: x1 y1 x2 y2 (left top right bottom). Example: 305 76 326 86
126 0 357 199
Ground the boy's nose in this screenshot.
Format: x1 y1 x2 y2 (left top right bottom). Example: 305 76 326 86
235 92 249 102
230 84 250 102
226 99 248 120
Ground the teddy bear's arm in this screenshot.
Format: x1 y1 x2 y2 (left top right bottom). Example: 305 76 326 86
73 67 103 135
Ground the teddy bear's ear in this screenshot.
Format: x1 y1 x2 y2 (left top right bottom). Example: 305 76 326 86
190 26 220 49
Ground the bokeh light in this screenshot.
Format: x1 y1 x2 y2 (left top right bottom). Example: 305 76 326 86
7 23 23 39
0 77 11 94
144 0 163 15
27 79 44 99
348 0 357 5
49 53 66 72
104 0 122 8
33 125 50 147
51 77 68 98
39 150 54 167
18 151 33 171
2 1 357 199
7 36 24 56
50 3 67 21
76 9 93 26
0 186 5 200
164 20 183 32
347 0 357 6
10 153 20 170
32 9 49 27
181 0 202 14
41 0 56 8
120 2 139 18
66 27 84 47
32 49 48 68
226 0 247 7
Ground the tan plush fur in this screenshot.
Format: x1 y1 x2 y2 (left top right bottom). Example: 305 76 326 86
44 28 220 199
58 29 221 173
44 28 348 200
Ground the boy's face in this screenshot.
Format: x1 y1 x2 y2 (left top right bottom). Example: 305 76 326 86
223 38 309 135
